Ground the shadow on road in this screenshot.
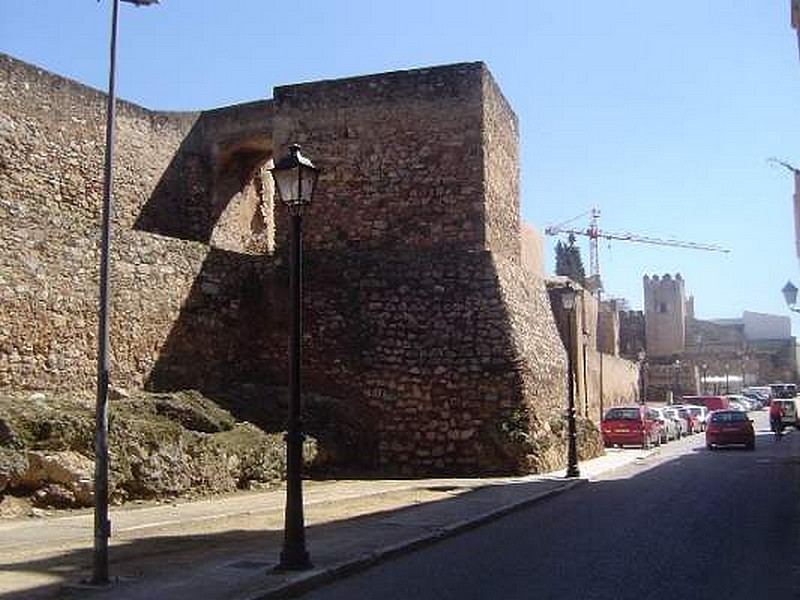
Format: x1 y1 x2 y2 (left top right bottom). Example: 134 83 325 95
1 427 797 600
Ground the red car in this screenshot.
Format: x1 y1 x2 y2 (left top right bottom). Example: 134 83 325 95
675 406 700 434
682 395 730 413
601 406 662 449
705 410 755 451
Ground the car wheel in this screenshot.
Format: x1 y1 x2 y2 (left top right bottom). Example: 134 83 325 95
706 443 714 450
746 443 755 451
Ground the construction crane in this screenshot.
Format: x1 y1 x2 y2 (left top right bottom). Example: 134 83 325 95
544 207 730 288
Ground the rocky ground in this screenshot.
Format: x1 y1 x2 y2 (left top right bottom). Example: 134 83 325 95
0 388 316 517
0 387 602 518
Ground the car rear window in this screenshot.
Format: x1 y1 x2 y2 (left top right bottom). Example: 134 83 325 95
710 411 747 423
605 408 640 420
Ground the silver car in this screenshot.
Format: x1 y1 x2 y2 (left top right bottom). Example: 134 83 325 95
654 408 679 442
663 407 687 437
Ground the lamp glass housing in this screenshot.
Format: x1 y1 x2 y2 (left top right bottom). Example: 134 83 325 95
561 288 576 310
270 144 320 212
782 280 798 307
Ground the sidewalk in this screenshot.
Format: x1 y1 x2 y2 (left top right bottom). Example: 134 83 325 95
0 447 652 600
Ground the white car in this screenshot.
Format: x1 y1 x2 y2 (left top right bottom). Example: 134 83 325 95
661 407 685 439
727 399 748 412
726 395 756 411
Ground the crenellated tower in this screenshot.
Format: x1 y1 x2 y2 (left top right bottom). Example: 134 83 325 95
643 273 686 357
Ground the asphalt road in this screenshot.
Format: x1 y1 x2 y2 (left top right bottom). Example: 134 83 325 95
298 411 800 600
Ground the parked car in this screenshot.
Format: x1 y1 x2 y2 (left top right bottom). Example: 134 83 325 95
601 406 662 449
683 405 709 431
741 390 767 409
653 408 678 443
769 383 797 399
727 398 748 412
671 405 700 434
727 394 757 411
706 410 755 450
682 395 730 413
744 386 773 403
677 407 700 434
663 407 687 437
770 399 799 429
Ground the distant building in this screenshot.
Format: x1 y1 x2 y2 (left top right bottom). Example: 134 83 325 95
620 274 799 401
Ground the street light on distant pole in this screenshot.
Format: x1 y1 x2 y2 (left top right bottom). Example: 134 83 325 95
93 0 159 586
724 363 730 394
560 285 580 479
701 363 708 394
782 280 800 313
270 144 320 571
637 350 647 405
673 359 681 403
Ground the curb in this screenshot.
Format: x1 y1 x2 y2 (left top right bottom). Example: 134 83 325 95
248 478 586 600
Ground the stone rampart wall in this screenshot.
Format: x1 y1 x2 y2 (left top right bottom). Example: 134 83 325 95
584 352 639 421
1 54 586 475
0 54 210 390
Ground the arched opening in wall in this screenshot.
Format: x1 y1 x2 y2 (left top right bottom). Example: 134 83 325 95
210 141 275 255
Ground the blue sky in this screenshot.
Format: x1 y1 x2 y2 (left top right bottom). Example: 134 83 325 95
2 2 800 328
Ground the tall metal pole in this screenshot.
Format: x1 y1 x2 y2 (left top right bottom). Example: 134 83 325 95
581 332 589 418
597 288 604 421
279 212 312 570
638 358 645 405
92 0 121 584
566 306 580 478
725 365 730 394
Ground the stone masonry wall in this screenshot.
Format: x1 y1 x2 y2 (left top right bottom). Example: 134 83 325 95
0 54 208 390
271 64 486 254
267 63 572 473
2 55 582 475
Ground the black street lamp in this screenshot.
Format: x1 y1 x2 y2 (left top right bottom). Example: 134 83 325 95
724 363 730 394
561 285 580 479
270 144 320 571
741 354 748 391
701 363 708 394
93 0 159 586
673 359 681 403
637 350 647 405
581 329 590 417
782 280 800 312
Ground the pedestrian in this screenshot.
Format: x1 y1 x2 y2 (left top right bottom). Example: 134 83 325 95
769 400 785 439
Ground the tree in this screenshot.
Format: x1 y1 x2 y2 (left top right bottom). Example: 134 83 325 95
555 234 586 286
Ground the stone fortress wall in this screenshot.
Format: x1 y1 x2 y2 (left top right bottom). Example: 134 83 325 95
0 54 638 474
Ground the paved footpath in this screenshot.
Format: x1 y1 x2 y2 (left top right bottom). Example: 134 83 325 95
0 447 653 600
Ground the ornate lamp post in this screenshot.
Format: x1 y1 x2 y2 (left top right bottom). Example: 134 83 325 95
581 329 590 417
701 363 708 394
782 280 800 312
741 354 748 391
637 350 647 405
92 0 159 586
561 285 580 479
724 363 730 394
270 144 320 571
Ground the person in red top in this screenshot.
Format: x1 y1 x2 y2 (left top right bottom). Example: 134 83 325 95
769 401 785 436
